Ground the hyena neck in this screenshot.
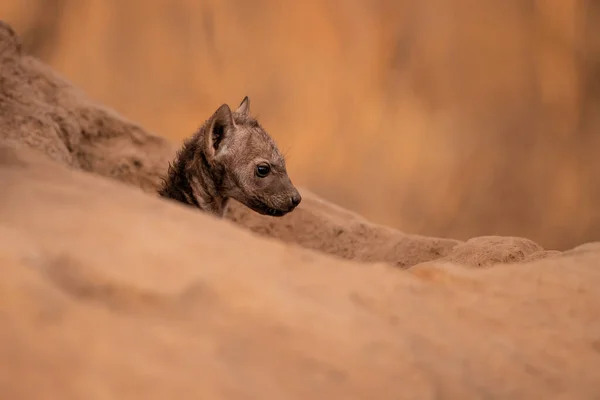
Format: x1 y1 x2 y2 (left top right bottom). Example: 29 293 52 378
158 130 229 217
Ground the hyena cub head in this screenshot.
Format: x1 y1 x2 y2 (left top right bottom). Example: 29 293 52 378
205 96 301 216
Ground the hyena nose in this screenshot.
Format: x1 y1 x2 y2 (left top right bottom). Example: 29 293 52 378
290 193 302 207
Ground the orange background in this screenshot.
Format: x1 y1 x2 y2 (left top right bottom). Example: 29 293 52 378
3 0 600 250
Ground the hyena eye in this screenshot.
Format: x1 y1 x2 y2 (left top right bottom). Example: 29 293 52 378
255 163 271 178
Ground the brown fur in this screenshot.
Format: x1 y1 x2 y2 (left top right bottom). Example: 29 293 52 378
158 96 301 217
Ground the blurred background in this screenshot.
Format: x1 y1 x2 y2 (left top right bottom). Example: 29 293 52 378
2 0 600 250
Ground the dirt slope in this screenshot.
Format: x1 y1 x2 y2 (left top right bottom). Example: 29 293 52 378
3 142 600 399
2 20 600 399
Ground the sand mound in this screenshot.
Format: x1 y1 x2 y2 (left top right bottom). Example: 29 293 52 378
2 20 600 398
3 135 600 399
0 21 176 192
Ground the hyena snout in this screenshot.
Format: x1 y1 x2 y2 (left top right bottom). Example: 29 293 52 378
270 185 302 214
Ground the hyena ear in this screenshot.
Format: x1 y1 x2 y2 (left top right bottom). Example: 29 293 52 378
235 96 250 116
205 103 234 159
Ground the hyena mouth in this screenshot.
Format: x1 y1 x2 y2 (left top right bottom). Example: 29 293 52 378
247 199 289 217
263 207 286 217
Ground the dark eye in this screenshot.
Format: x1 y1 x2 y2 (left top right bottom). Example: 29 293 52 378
255 163 271 178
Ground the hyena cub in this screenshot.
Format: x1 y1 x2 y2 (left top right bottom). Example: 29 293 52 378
158 96 302 217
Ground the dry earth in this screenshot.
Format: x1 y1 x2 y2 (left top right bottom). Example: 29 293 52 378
2 20 600 399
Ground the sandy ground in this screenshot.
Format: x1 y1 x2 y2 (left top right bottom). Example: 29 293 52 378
2 20 600 399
